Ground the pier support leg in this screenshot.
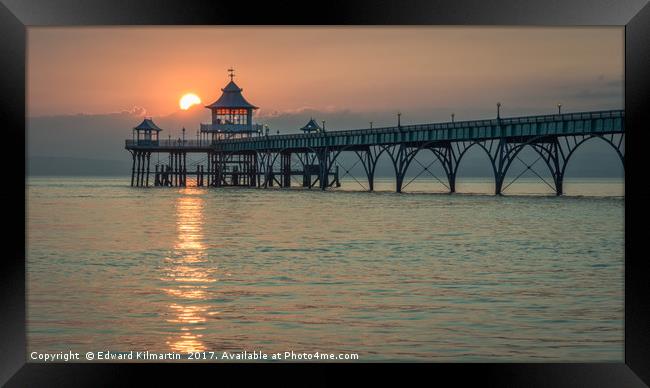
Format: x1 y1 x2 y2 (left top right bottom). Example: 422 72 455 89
317 149 330 191
215 153 220 187
130 152 136 187
264 152 272 188
334 165 340 187
395 173 404 193
140 152 146 187
211 153 215 187
178 153 182 187
134 152 139 187
181 152 186 187
207 153 211 187
251 153 258 187
171 154 175 187
171 153 175 187
282 152 291 188
168 155 171 187
355 146 385 192
145 152 151 187
175 153 179 187
495 177 504 196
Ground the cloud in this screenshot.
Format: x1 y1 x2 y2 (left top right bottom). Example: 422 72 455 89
121 105 147 116
257 105 346 119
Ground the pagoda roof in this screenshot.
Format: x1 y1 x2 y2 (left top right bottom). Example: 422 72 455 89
300 118 321 132
205 80 258 110
133 118 163 131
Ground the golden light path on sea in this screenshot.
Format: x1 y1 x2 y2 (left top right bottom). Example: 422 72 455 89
162 188 217 354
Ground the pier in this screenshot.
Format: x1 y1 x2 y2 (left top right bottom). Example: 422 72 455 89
125 72 624 196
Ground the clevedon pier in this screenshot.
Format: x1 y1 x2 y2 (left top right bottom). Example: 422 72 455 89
125 72 625 195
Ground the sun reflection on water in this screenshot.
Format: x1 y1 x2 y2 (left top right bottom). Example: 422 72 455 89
162 188 217 353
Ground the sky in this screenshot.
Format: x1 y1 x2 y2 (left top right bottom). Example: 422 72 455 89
27 27 624 171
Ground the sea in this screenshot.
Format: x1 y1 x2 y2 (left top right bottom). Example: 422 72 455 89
26 176 624 362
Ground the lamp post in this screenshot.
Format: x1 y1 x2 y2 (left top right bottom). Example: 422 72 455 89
451 113 455 123
397 111 402 128
182 127 186 144
557 103 562 115
497 102 501 119
322 120 326 132
369 121 373 129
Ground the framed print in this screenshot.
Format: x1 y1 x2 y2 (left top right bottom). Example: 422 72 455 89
2 0 649 386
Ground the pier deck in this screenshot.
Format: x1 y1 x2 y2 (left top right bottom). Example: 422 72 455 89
125 109 624 195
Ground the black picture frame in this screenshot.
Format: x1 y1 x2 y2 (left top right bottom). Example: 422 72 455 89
2 0 649 386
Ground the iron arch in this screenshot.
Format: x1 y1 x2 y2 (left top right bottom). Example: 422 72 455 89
560 134 625 179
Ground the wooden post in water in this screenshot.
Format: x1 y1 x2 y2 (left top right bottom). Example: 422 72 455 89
176 152 181 187
208 154 213 186
170 154 174 187
183 152 187 187
169 154 173 187
206 153 211 187
171 153 175 187
140 152 145 187
175 153 179 187
250 154 255 187
137 152 143 187
282 152 291 188
168 153 172 184
179 153 182 187
145 152 151 187
130 152 136 187
215 153 221 187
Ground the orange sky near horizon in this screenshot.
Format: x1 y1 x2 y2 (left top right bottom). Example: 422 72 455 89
27 27 623 118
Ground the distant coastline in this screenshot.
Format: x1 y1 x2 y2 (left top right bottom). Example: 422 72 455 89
27 156 131 176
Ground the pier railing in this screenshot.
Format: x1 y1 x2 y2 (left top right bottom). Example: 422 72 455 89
125 109 624 152
224 109 624 142
213 109 624 152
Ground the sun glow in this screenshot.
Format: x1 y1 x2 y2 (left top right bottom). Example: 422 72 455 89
179 93 201 110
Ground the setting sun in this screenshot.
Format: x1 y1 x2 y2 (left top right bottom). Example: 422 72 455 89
179 93 201 110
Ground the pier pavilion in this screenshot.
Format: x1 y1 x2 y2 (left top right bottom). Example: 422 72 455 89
125 73 624 195
196 69 265 187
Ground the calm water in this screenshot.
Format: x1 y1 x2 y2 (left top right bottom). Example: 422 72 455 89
27 176 624 361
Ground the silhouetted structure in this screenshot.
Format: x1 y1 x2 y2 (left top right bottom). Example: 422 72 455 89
300 118 321 133
126 73 624 195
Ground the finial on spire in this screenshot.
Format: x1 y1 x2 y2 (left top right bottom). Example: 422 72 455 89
228 67 235 81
